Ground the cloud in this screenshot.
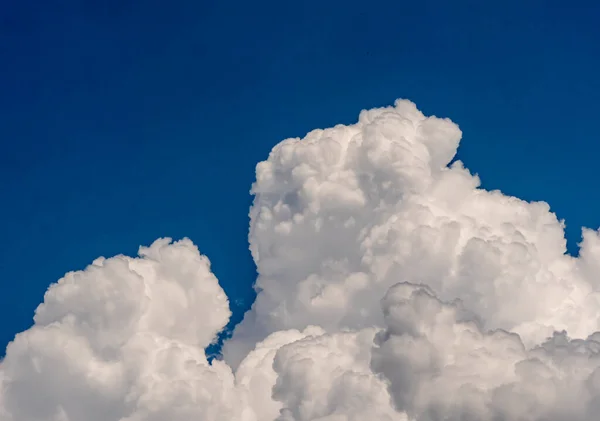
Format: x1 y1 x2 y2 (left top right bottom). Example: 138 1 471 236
372 282 600 421
224 99 599 365
0 238 239 421
2 99 600 420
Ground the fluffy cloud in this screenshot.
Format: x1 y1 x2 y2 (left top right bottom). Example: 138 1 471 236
224 99 600 365
372 282 600 421
2 100 600 421
0 239 241 421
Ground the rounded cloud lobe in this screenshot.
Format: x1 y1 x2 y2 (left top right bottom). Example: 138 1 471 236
3 100 600 420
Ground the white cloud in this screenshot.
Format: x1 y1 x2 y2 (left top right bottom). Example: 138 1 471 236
2 99 600 420
224 99 599 365
372 282 600 421
0 239 239 421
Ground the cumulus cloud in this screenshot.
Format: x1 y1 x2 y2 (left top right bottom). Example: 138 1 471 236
372 282 600 421
2 99 600 421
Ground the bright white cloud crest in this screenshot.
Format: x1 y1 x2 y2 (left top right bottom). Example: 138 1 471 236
2 100 600 420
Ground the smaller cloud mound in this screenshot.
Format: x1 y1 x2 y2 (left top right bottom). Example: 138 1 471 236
0 238 236 421
271 328 403 421
373 282 600 421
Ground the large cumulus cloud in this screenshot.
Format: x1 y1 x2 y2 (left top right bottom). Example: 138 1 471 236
224 99 600 365
2 99 600 421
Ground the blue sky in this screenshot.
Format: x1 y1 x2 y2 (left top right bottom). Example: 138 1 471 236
1 0 599 354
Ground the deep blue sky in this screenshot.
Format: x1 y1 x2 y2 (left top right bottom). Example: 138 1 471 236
1 0 599 353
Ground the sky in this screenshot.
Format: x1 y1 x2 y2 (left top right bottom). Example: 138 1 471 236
1 0 600 363
2 2 600 420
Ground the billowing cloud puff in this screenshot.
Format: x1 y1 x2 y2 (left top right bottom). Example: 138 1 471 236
2 99 600 421
373 282 600 421
224 99 600 365
0 239 241 421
